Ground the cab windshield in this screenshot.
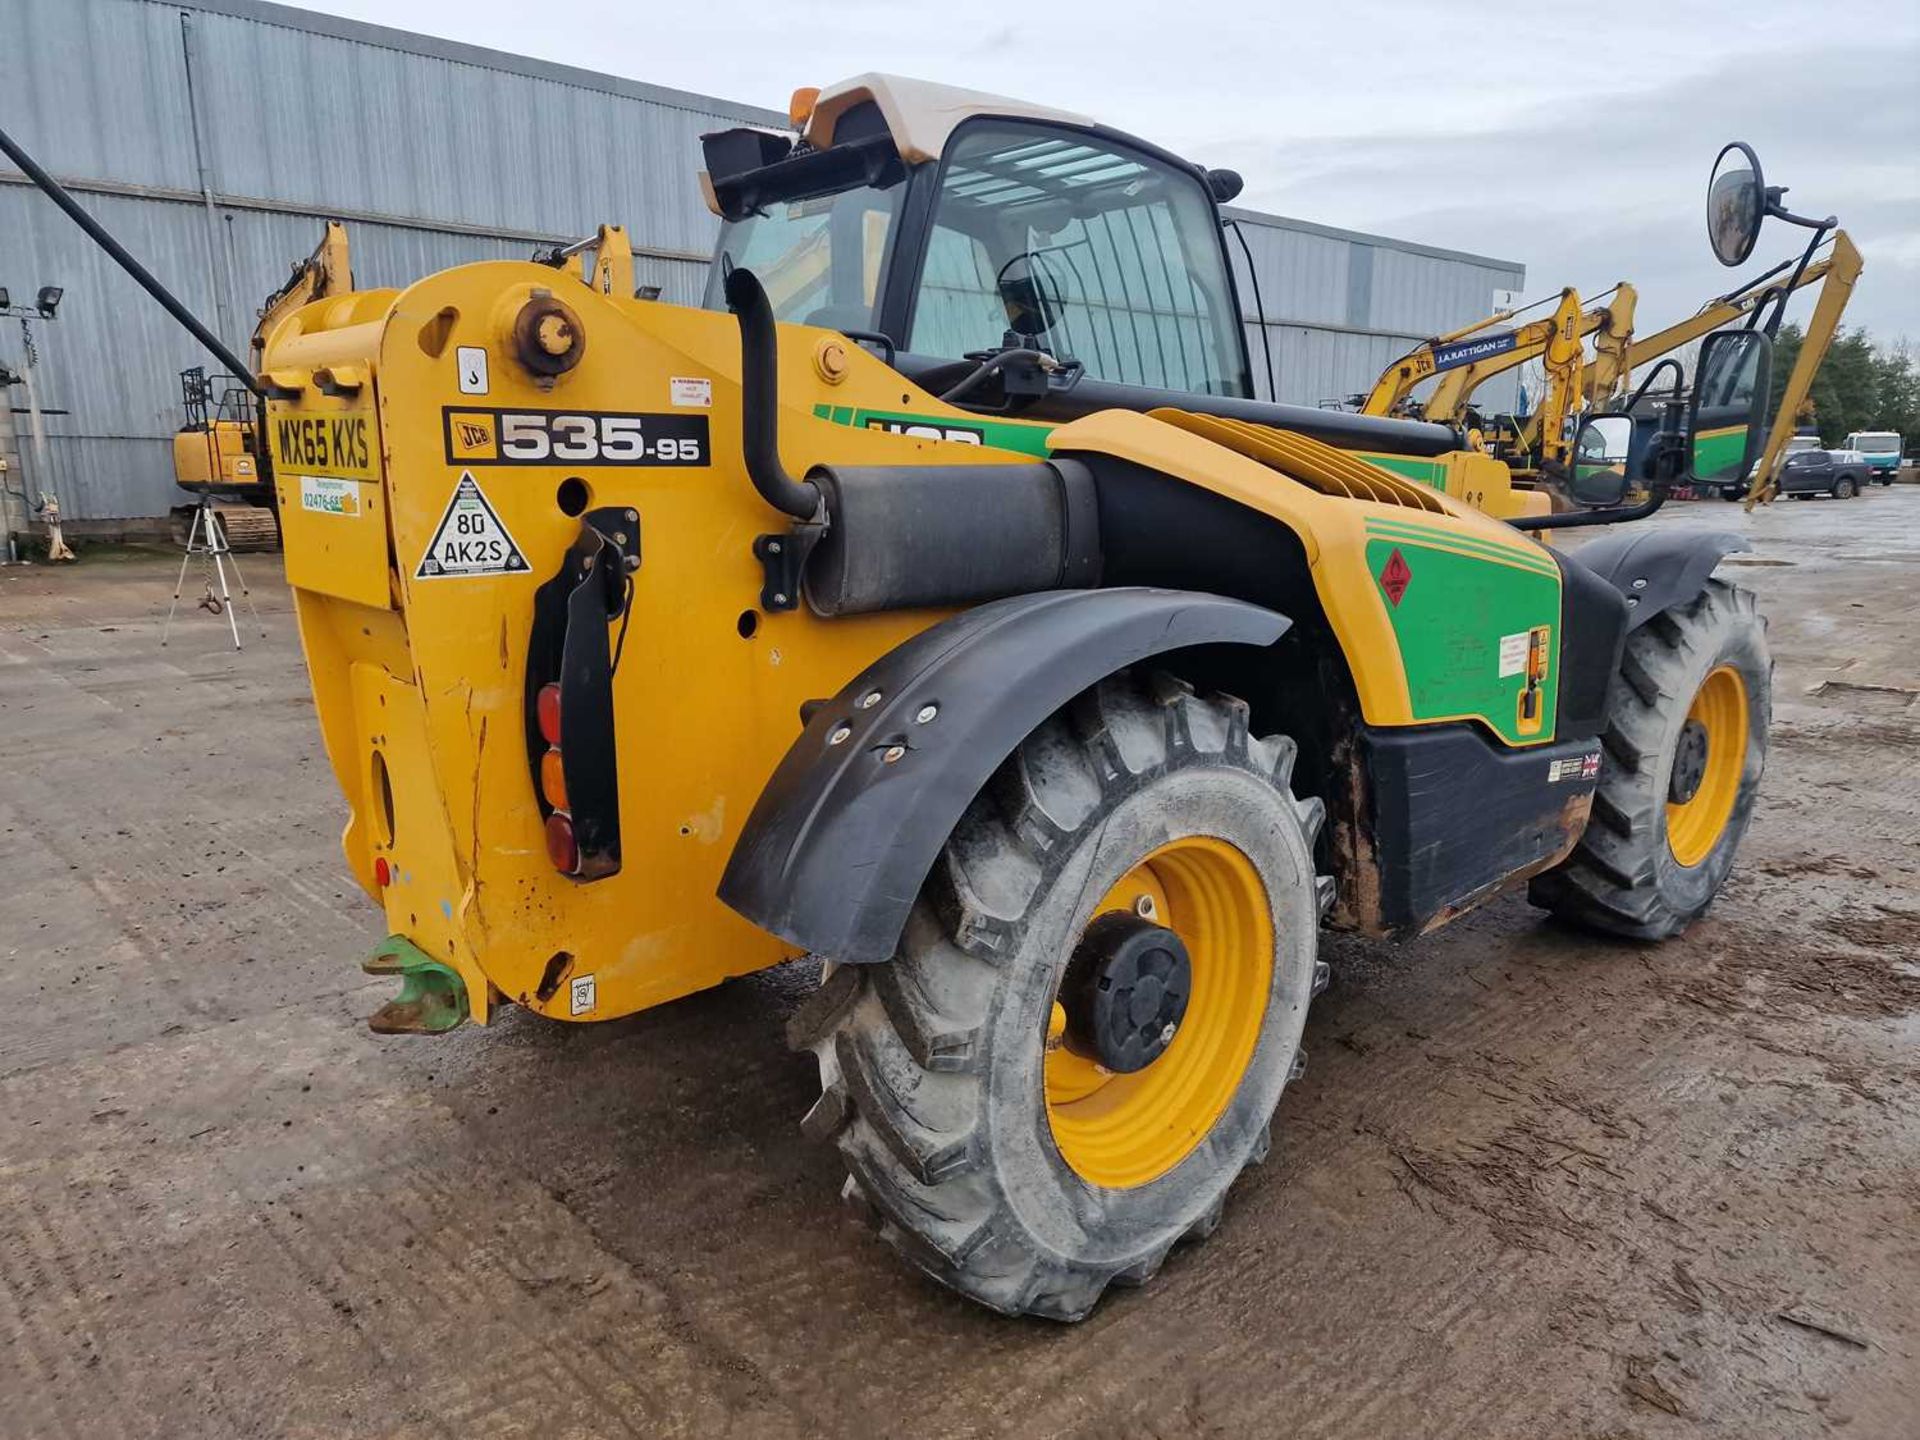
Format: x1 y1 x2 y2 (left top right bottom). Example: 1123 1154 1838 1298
909 121 1248 395
706 119 1249 397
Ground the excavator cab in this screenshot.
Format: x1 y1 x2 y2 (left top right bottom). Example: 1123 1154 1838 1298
1570 327 1772 507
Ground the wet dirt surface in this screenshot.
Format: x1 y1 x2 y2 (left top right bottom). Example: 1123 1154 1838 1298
2 494 1916 1438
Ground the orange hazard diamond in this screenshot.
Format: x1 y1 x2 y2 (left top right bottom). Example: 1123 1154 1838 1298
1379 547 1412 606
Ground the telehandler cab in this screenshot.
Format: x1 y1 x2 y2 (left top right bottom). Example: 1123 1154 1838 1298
0 78 1814 1321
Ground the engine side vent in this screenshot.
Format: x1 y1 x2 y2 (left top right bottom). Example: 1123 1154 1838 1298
1148 407 1449 513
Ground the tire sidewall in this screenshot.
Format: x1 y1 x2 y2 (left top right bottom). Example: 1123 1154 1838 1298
977 763 1316 1266
1649 599 1769 910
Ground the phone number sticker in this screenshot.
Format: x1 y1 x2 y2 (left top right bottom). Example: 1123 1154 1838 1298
442 407 709 467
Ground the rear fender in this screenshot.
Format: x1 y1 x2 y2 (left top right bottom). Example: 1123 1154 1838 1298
1568 529 1750 630
718 587 1288 962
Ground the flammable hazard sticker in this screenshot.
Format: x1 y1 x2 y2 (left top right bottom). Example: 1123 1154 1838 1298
415 471 528 579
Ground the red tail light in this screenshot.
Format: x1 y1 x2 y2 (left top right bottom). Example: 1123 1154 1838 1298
544 812 579 874
537 682 562 745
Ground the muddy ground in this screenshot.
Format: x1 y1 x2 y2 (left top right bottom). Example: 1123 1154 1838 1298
2 490 1916 1439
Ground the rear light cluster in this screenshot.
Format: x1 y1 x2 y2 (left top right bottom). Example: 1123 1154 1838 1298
537 682 580 874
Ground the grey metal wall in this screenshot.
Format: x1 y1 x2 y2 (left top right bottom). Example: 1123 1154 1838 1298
0 0 776 522
0 0 1524 522
1226 209 1526 409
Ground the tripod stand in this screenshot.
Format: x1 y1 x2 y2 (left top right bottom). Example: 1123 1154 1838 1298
162 496 264 650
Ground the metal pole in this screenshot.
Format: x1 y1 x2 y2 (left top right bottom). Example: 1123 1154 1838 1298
0 123 262 392
180 11 244 359
17 318 60 517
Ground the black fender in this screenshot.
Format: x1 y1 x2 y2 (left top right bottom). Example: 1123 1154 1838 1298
1564 528 1750 630
718 587 1289 963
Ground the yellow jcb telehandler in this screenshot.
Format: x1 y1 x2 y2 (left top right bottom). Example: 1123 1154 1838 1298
0 84 1832 1321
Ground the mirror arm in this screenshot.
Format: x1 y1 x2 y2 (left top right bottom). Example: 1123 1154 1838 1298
1624 357 1685 413
1764 187 1838 232
1753 223 1831 338
1509 484 1668 532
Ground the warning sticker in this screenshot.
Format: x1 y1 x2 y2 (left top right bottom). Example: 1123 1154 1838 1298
569 973 596 1016
1548 751 1603 783
670 376 712 408
1498 631 1530 677
415 472 528 579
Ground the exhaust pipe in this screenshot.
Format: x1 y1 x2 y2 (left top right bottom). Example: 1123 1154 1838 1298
723 267 823 521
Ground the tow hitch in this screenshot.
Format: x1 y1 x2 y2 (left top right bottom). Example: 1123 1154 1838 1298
364 935 469 1034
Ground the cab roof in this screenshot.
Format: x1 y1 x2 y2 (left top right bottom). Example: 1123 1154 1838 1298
804 73 1094 165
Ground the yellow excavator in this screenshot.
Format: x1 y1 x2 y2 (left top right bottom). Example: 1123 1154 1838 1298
1593 232 1861 502
1359 286 1627 479
170 221 352 544
1365 222 1857 508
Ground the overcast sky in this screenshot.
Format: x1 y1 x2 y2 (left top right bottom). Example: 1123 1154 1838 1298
310 0 1918 342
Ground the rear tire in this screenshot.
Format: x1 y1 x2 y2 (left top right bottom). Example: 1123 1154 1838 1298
1834 477 1857 499
1531 580 1769 939
792 673 1330 1320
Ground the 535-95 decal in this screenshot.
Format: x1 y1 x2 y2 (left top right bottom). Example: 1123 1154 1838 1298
443 407 708 467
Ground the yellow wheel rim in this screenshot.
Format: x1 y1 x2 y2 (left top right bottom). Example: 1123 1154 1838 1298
1044 837 1272 1189
1666 665 1748 868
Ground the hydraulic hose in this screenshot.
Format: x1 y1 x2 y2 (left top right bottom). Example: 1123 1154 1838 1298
723 267 823 521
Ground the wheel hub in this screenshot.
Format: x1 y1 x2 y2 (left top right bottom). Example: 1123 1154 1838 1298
1062 912 1192 1073
1669 718 1710 804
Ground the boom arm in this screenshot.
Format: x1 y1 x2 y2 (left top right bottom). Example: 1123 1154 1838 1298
1360 289 1582 418
1748 230 1863 505
1424 285 1637 424
1585 243 1842 402
250 220 352 371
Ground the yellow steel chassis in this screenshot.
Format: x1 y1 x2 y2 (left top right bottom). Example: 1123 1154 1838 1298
265 256 1551 1025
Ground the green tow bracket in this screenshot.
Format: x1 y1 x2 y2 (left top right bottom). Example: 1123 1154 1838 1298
363 935 470 1035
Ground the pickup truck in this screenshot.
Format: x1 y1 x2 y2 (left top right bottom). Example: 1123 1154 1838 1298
1722 433 1822 499
1777 448 1871 499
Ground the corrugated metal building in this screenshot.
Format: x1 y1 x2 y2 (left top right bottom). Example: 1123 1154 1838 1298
0 0 1523 525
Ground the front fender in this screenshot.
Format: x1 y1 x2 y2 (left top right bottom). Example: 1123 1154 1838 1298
718 587 1289 962
1567 528 1750 630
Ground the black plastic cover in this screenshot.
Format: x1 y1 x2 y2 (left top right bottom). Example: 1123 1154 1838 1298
1362 723 1602 936
1565 528 1749 631
718 587 1289 962
1550 547 1630 740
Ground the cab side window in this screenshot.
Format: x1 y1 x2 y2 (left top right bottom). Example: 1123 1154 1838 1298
907 121 1248 396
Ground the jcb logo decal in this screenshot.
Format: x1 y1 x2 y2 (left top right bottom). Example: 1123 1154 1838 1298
272 413 377 480
862 418 984 445
447 411 499 461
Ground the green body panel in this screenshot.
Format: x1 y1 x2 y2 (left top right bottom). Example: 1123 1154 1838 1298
812 404 1053 456
1364 522 1562 745
811 405 1451 489
1691 424 1751 481
1363 454 1451 493
813 406 1560 745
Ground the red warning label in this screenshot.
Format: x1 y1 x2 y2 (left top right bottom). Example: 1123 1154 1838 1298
1379 548 1412 607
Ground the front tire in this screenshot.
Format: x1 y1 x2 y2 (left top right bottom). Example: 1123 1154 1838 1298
792 674 1329 1320
1531 580 1769 939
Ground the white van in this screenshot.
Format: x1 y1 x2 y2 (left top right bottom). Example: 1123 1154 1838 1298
1841 432 1902 483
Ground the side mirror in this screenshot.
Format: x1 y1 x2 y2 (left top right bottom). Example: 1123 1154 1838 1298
1688 329 1772 482
1707 142 1766 267
1570 414 1634 505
